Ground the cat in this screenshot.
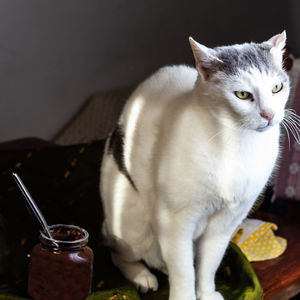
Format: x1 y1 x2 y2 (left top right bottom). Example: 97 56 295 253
100 31 290 300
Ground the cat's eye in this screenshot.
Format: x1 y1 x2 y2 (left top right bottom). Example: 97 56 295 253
272 83 283 94
234 91 252 100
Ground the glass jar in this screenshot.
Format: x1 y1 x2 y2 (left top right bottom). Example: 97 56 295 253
28 224 93 300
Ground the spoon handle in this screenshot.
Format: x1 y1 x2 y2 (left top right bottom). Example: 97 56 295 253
12 172 53 239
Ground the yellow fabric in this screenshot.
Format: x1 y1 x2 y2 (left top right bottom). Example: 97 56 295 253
231 219 287 262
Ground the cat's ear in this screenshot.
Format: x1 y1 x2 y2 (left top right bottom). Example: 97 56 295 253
267 31 286 51
189 37 223 80
265 31 286 68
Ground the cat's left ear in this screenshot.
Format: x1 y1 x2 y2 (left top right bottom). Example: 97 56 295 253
189 37 223 80
265 31 286 68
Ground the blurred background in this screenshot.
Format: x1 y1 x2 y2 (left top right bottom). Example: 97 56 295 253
0 0 299 142
1 2 300 299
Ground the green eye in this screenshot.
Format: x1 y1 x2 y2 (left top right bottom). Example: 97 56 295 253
272 83 283 94
234 91 252 100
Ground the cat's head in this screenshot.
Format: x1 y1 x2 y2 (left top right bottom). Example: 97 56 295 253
189 32 290 132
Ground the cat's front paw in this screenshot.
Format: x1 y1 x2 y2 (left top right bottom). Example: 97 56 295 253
134 271 159 293
198 291 224 300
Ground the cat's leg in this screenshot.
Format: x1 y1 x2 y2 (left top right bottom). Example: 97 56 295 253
104 199 159 293
111 253 159 293
105 228 159 293
195 208 246 300
157 210 201 300
101 156 158 293
105 211 159 293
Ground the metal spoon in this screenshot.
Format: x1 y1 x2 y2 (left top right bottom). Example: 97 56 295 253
12 172 58 246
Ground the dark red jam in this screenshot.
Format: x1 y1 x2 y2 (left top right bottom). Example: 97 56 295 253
28 224 93 300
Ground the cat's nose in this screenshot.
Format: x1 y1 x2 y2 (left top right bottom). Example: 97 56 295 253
260 111 274 121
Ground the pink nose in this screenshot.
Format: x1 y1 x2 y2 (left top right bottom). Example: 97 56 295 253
260 111 274 121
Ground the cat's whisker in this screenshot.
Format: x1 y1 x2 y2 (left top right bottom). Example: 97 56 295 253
207 130 225 144
288 118 300 135
285 114 300 125
207 121 247 145
284 114 300 134
284 115 300 133
281 117 300 145
284 110 300 122
289 114 300 124
286 109 300 115
285 108 298 114
281 120 292 150
284 109 300 120
282 121 291 150
283 120 299 143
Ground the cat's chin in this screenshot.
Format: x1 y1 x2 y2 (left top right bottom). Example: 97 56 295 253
256 123 277 132
256 125 270 132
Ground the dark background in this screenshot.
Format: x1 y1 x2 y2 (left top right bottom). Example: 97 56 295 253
0 0 299 142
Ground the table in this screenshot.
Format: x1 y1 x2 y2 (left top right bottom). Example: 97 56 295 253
251 201 300 299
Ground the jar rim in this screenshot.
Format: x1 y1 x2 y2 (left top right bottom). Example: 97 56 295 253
40 224 89 244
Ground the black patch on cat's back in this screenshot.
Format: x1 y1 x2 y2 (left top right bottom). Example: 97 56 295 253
108 125 138 192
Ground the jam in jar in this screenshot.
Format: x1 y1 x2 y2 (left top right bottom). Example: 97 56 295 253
28 224 93 300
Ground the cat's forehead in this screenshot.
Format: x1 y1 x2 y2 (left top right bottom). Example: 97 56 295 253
214 43 274 75
230 66 286 89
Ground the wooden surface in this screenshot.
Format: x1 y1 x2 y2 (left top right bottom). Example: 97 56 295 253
251 201 300 300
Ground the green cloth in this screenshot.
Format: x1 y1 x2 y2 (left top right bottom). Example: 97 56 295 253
0 140 263 300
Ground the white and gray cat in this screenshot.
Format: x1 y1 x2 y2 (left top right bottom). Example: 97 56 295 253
100 32 290 300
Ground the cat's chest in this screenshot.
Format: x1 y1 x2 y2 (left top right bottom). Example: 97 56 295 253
204 130 279 203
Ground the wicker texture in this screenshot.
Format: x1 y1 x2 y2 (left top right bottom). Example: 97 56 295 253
55 86 134 145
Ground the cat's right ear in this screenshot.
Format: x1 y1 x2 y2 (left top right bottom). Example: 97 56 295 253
189 37 223 80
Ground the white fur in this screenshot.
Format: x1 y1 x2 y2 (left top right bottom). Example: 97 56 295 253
100 35 289 300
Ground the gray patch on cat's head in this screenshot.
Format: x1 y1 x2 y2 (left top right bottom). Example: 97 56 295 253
214 43 274 76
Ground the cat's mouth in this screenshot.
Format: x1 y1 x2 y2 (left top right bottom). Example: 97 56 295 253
256 122 274 132
257 125 269 132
